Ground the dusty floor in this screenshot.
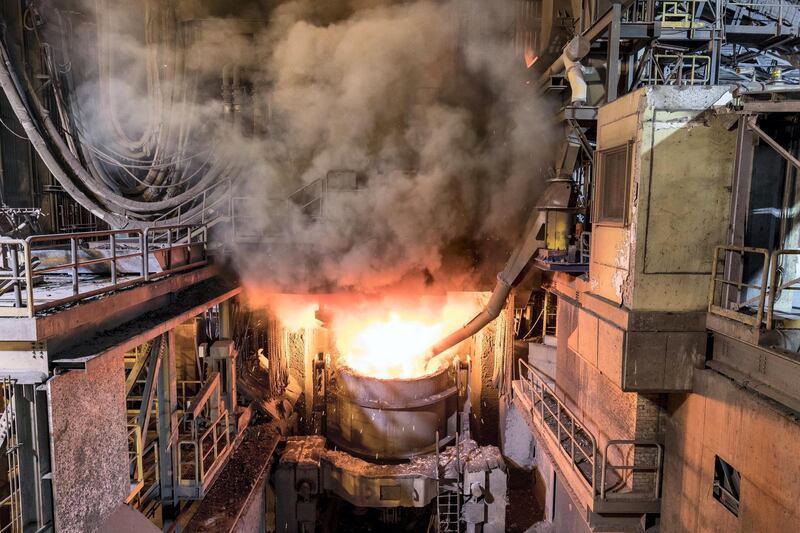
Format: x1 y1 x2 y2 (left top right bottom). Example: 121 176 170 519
506 465 546 533
183 417 280 532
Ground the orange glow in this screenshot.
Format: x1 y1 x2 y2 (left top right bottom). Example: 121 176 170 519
332 294 483 379
337 313 445 378
524 46 539 69
245 289 486 379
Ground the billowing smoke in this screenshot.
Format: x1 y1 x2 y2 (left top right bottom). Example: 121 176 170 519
237 0 554 293
49 0 554 293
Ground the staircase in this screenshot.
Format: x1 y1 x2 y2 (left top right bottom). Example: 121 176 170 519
435 428 463 533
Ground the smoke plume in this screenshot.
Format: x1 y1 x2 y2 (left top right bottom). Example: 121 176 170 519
49 0 554 293
237 0 553 293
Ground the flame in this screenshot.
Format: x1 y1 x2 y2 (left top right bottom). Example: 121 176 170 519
245 289 486 379
333 294 483 379
338 313 444 379
524 45 539 69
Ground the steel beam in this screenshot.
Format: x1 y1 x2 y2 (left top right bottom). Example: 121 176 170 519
607 3 622 102
136 338 163 448
157 333 178 512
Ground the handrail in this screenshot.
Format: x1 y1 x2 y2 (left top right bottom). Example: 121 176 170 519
766 249 800 330
126 424 144 503
0 224 207 317
516 360 664 502
708 245 800 330
580 231 591 264
175 371 231 495
177 411 230 490
600 440 663 501
153 178 233 226
517 358 598 494
708 245 770 327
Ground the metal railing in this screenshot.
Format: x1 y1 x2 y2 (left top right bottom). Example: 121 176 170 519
153 179 233 227
0 224 207 317
176 373 232 494
708 245 800 330
517 359 598 493
729 1 800 30
127 379 202 417
579 231 592 264
516 361 664 503
766 249 800 329
708 245 770 327
642 53 712 85
177 411 230 490
600 440 664 500
128 434 160 512
660 0 706 28
127 424 145 503
0 379 20 533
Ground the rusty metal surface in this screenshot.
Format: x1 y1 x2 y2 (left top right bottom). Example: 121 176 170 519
278 436 506 510
337 364 455 409
327 364 457 460
281 435 326 467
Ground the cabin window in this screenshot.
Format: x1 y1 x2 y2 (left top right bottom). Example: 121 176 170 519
713 455 741 517
594 142 632 225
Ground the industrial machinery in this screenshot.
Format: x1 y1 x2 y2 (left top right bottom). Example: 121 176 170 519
0 1 800 533
273 305 508 533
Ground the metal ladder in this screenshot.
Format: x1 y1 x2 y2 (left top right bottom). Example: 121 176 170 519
435 430 463 533
436 486 461 533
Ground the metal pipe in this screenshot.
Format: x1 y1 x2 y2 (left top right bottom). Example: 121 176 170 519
0 41 128 227
430 275 512 356
431 211 543 356
0 37 236 224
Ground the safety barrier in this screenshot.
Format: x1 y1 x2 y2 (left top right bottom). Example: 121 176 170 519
0 224 207 317
516 360 664 502
708 245 800 329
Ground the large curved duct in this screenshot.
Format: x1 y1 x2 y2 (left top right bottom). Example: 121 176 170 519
430 211 543 357
517 0 581 72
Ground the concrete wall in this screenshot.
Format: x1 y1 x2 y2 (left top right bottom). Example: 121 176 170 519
556 299 638 446
590 90 639 305
631 94 735 312
590 86 735 312
661 369 800 532
47 351 129 533
552 472 592 533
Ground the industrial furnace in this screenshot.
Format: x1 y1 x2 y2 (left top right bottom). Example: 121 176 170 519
268 294 510 532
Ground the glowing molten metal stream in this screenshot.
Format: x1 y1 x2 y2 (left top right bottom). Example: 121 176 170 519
339 314 444 379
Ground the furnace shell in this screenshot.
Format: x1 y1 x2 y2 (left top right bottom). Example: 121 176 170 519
326 363 458 460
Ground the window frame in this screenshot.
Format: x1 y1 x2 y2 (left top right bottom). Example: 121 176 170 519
593 141 634 226
712 455 741 517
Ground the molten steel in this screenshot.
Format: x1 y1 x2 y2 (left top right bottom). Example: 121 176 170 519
338 314 444 379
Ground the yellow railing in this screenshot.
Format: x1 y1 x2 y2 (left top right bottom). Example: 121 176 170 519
660 0 705 28
127 424 144 503
127 379 202 414
177 411 230 489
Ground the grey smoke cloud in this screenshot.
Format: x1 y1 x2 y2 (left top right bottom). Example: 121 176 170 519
51 0 554 292
235 0 554 292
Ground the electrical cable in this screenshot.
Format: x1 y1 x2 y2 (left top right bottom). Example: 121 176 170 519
0 115 28 140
